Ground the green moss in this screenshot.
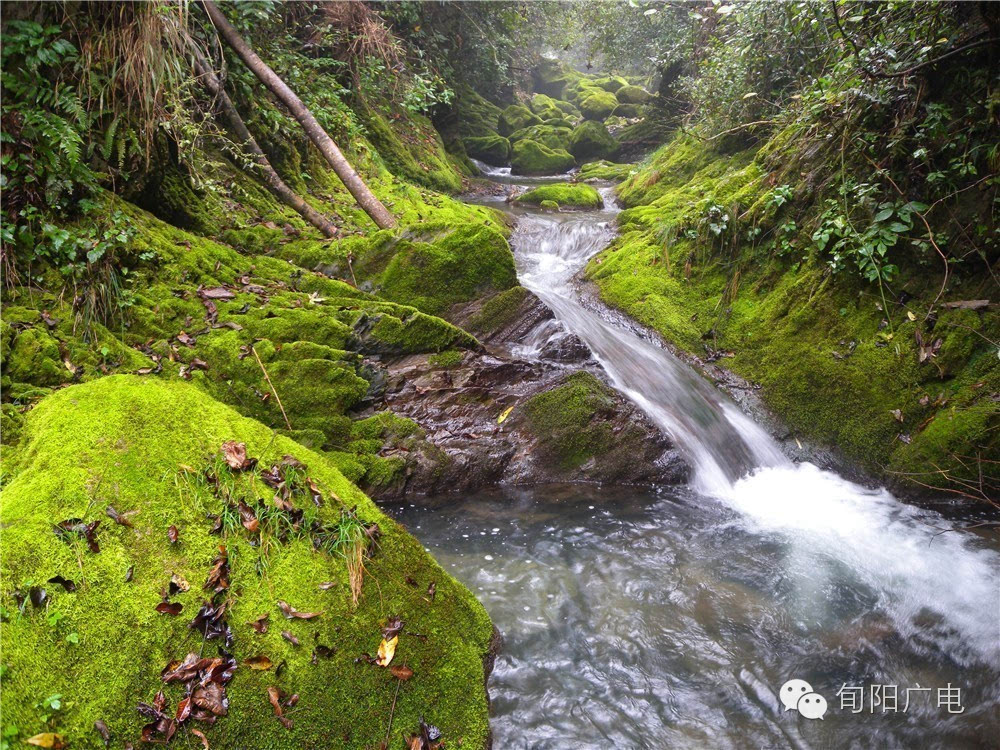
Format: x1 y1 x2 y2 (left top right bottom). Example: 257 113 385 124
510 140 576 176
579 90 619 121
540 200 559 211
568 121 619 162
528 94 565 121
507 124 573 151
523 372 617 470
612 103 642 119
515 183 603 210
451 86 504 139
497 105 543 137
464 286 532 337
4 327 64 386
579 160 637 182
463 135 510 166
428 349 465 368
533 58 582 99
616 85 650 104
0 376 494 749
593 75 629 94
360 107 465 193
219 226 285 255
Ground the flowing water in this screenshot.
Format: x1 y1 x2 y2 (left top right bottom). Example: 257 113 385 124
394 166 1000 748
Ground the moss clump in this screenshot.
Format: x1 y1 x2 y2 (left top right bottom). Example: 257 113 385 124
507 124 573 152
497 105 543 137
451 85 504 138
355 224 517 317
612 103 642 119
539 200 559 212
616 85 651 104
463 135 510 166
579 160 637 182
522 372 618 470
428 349 465 368
0 376 494 749
463 286 532 337
516 183 603 210
360 107 466 193
510 140 576 176
593 75 629 93
568 121 619 162
579 90 619 121
528 93 565 121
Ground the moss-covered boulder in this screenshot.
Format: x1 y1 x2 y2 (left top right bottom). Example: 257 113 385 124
510 139 576 176
612 102 642 118
507 124 573 151
528 93 566 121
568 121 619 161
532 58 580 99
579 160 636 182
0 376 495 749
497 104 543 137
616 84 651 104
451 85 504 138
360 107 466 193
463 134 511 166
515 183 603 210
539 200 559 211
593 75 629 93
579 90 619 121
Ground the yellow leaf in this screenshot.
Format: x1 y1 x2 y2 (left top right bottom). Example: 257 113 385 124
376 635 398 666
907 311 916 321
27 735 67 749
497 406 514 424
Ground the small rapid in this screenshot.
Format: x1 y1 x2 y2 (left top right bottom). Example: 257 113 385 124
394 171 1000 747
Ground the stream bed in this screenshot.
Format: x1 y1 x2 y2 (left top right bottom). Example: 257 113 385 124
393 169 1000 748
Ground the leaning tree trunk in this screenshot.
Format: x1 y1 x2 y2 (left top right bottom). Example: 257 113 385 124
187 39 338 238
200 0 397 229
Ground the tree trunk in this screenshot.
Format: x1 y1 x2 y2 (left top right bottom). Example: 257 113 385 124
200 0 397 229
187 40 338 239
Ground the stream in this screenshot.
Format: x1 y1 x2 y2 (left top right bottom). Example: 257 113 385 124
393 167 1000 748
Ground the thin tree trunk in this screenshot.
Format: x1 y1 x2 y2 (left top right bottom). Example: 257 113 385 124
187 39 338 238
200 0 397 229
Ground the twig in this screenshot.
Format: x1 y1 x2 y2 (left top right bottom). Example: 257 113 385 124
384 668 403 747
251 345 292 431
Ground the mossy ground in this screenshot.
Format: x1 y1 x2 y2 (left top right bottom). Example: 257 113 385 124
587 134 999 493
0 376 494 749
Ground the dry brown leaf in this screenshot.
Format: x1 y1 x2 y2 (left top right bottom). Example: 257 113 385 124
245 654 273 670
389 664 414 681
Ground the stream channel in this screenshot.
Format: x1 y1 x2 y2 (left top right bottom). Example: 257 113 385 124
392 165 1000 749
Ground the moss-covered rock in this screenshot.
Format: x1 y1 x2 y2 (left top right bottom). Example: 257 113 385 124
568 120 619 161
463 134 511 166
0 376 495 749
616 85 651 104
579 160 637 182
451 85 504 138
539 200 559 212
506 124 573 151
532 58 581 99
579 90 619 121
515 183 603 210
497 104 543 137
612 102 642 119
593 75 629 93
510 139 576 176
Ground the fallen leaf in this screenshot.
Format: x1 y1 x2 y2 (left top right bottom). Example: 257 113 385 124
266 686 294 730
48 575 76 593
106 505 135 528
389 665 414 681
189 599 233 647
375 635 398 667
204 546 230 593
176 695 192 722
192 682 229 716
249 613 270 633
54 518 101 553
198 286 236 300
382 616 404 639
94 719 112 745
318 581 337 591
238 500 260 533
221 441 254 471
890 409 904 423
26 733 67 749
168 525 180 544
191 728 210 749
497 405 514 424
281 631 300 646
156 601 183 616
426 582 436 602
245 654 273 670
169 573 190 595
278 600 322 620
176 331 197 348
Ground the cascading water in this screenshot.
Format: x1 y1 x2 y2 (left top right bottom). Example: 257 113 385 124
394 172 1000 747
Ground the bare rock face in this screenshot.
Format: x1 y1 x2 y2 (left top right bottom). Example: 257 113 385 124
356 288 688 501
